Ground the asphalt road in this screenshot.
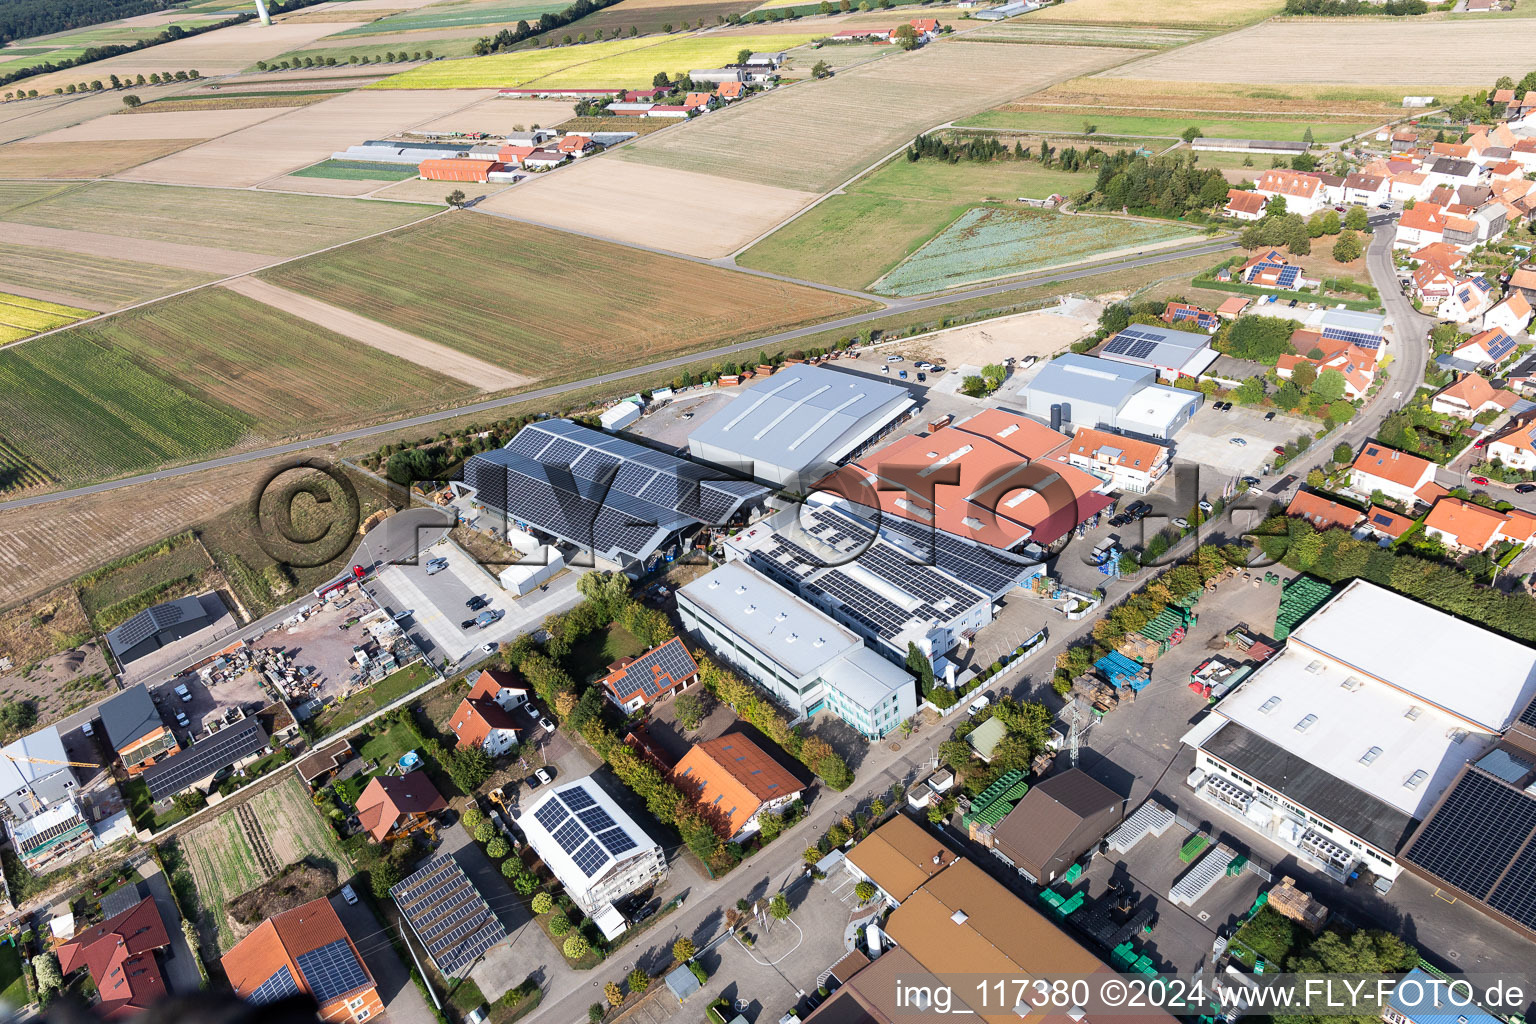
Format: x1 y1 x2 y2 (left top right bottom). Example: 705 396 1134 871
0 239 1235 516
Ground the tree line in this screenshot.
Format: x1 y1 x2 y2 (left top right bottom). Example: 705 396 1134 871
1 0 162 46
1085 151 1230 218
468 0 624 55
1283 0 1427 13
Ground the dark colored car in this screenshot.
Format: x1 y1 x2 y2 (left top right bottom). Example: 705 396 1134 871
1264 411 1276 421
467 595 488 610
1517 483 1536 494
461 618 476 629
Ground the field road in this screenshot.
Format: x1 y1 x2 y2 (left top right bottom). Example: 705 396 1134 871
0 237 1236 515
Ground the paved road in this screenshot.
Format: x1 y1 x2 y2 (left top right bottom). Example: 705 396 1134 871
0 240 1236 516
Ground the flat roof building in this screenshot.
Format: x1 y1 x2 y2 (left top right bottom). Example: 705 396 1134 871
1099 324 1218 381
0 727 77 822
1183 579 1536 880
1021 354 1202 439
517 776 666 917
391 855 509 977
686 365 916 491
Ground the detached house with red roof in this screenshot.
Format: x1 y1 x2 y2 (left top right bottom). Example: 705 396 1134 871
355 772 447 843
671 734 804 842
467 667 528 712
449 694 521 755
1395 202 1447 249
1451 327 1520 370
1431 372 1520 420
1486 414 1536 472
600 636 699 713
1349 442 1442 506
1424 498 1536 552
223 897 381 1024
1438 276 1496 323
1411 259 1459 303
57 897 172 1020
1276 332 1377 400
1224 188 1267 220
1484 292 1533 336
1255 169 1326 215
1055 427 1170 495
1286 491 1365 532
1162 302 1218 332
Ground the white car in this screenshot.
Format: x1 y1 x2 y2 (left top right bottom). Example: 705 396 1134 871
1198 500 1214 514
914 361 933 370
540 716 556 733
81 721 94 738
535 767 554 785
480 642 498 655
425 557 449 575
1172 517 1190 530
967 694 991 716
1229 437 1247 446
885 355 903 363
174 683 192 702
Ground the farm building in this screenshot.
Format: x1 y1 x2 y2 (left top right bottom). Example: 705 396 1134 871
419 157 500 182
1193 138 1310 155
599 400 642 431
685 364 916 490
517 776 666 919
1020 354 1202 440
677 560 917 738
460 419 770 573
689 68 744 84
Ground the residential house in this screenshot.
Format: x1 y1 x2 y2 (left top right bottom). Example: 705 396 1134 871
681 91 712 110
1486 414 1536 471
557 134 598 157
1162 301 1219 331
1430 372 1519 420
1224 189 1267 220
1216 296 1251 319
522 149 567 169
223 897 381 1024
355 772 447 843
1389 171 1431 203
1452 327 1520 369
1408 241 1464 273
1344 172 1390 205
1394 202 1447 248
1256 169 1326 214
1287 491 1365 531
100 683 178 775
1426 157 1485 193
448 694 521 755
1349 443 1442 505
518 776 666 917
1238 249 1313 290
1424 497 1536 552
1364 505 1416 542
1275 333 1377 399
1431 142 1474 162
57 897 171 1019
1444 213 1483 250
671 733 805 842
599 636 699 713
295 738 354 790
1472 202 1510 243
1510 266 1536 307
466 668 528 712
1055 427 1170 494
1485 292 1533 336
1438 277 1496 323
1411 259 1459 302
714 81 745 101
1391 129 1418 153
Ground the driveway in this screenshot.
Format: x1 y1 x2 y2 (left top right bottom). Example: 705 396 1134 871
138 865 203 997
330 890 436 1024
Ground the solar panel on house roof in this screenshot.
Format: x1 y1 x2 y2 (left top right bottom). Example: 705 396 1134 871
576 806 617 834
597 826 637 856
1487 842 1536 928
560 788 596 812
1404 769 1536 900
249 965 301 1005
141 718 268 800
1488 332 1517 359
1320 326 1383 351
1275 266 1301 288
552 818 586 852
295 940 371 1004
534 800 569 833
571 839 608 877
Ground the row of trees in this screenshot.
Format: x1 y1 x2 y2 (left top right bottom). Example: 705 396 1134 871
257 51 433 71
696 657 854 789
1283 0 1427 13
463 0 624 56
1085 151 1231 218
6 67 197 101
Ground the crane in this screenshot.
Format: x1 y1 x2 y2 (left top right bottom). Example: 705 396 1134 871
3 752 100 770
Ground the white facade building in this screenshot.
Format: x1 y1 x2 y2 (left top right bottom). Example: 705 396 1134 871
517 777 666 917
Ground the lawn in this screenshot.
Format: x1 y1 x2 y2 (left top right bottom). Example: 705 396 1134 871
737 155 1099 290
874 207 1200 296
122 776 191 831
336 0 570 35
260 214 869 379
76 532 211 629
958 109 1379 143
0 941 25 1008
373 32 819 89
0 289 477 488
564 623 644 684
310 661 438 738
0 181 436 258
291 159 421 181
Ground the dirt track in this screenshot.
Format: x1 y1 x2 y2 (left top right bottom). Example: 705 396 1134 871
221 276 532 391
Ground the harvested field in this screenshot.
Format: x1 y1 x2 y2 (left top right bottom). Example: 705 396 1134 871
210 73 384 90
375 32 819 88
1026 0 1282 25
122 92 339 113
1096 20 1523 86
123 88 499 186
0 288 476 487
961 21 1203 46
413 95 576 131
368 174 498 202
0 138 201 178
619 40 1142 191
261 213 870 377
0 223 269 275
777 41 894 77
873 208 1198 296
959 107 1380 142
0 589 90 666
478 158 816 258
1025 78 1406 115
554 0 764 37
28 106 295 142
555 114 673 134
0 88 186 146
334 0 567 35
221 276 532 390
0 242 216 308
3 180 435 257
261 172 396 194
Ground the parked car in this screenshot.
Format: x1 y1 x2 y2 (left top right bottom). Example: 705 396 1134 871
539 716 556 733
341 884 359 905
967 695 991 716
425 557 449 575
1378 201 1393 210
886 355 903 363
1471 476 1490 486
1474 438 1489 449
461 618 477 629
174 710 189 728
914 361 933 370
526 772 543 790
480 642 498 654
81 721 94 738
899 370 908 380
1264 411 1277 421
1273 445 1286 455
535 767 554 785
1241 476 1262 488
1518 483 1536 494
1230 437 1248 446
1172 517 1190 530
917 372 927 382
1288 299 1298 308
174 683 192 702
682 412 694 420
1198 500 1214 514
880 365 889 374
1334 205 1347 213
476 609 504 628
467 595 488 610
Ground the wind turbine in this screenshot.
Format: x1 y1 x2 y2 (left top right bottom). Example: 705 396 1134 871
254 0 271 26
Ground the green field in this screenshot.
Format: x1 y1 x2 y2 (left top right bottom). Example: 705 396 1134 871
738 155 1099 290
291 159 421 181
0 289 476 487
0 942 25 1009
959 109 1378 143
0 243 216 309
336 0 569 35
261 214 869 379
874 207 1199 295
374 32 818 88
0 181 436 257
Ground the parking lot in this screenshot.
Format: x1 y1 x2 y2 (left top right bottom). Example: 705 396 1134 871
368 540 586 666
628 390 739 450
1172 404 1315 480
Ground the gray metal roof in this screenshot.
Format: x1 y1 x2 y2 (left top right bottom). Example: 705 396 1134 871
104 595 207 658
99 684 163 751
1024 353 1156 407
687 365 914 474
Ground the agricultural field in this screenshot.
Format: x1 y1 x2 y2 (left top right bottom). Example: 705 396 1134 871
413 94 576 131
123 90 343 112
1095 20 1523 87
960 21 1203 46
290 158 421 180
0 291 93 343
872 207 1200 296
0 139 201 179
554 0 766 38
0 241 216 309
123 88 500 186
76 532 214 629
1025 0 1283 26
619 40 1142 192
1 181 435 257
958 108 1380 142
29 106 295 142
0 288 476 487
0 89 180 147
261 213 870 377
334 0 569 35
0 19 226 74
738 154 1101 289
0 181 78 218
1026 78 1406 116
375 32 819 88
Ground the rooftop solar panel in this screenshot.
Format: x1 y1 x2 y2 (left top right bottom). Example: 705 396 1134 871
1487 841 1536 930
1404 769 1536 900
576 806 618 834
559 788 597 812
597 826 638 856
295 940 371 1004
571 839 607 878
249 965 300 1005
534 800 569 833
142 718 269 801
390 855 507 976
552 817 586 853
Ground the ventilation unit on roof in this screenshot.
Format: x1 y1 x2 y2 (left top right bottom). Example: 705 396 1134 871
708 579 721 589
785 633 798 643
1305 660 1326 675
951 910 968 925
1259 696 1282 714
775 612 787 622
1404 706 1422 720
1359 746 1382 765
734 585 746 595
744 604 756 614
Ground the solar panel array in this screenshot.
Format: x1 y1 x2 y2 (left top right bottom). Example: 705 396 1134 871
1404 768 1536 902
1487 842 1536 927
465 420 769 563
142 718 269 800
608 639 698 700
1519 694 1536 730
1103 327 1161 361
295 940 371 1004
110 598 194 650
1486 331 1517 361
1170 308 1217 329
391 856 507 977
524 782 649 881
1320 326 1383 351
249 965 301 1005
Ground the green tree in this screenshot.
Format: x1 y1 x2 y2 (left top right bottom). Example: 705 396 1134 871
1234 377 1266 405
486 836 510 859
532 892 554 914
33 952 60 998
905 641 935 695
1181 125 1203 142
737 48 753 64
960 375 988 397
589 1004 605 1024
768 892 791 921
1332 442 1354 464
893 23 918 48
628 968 650 994
1332 230 1363 262
606 981 624 1007
122 94 142 108
1313 368 1348 404
1301 126 1314 146
854 881 877 903
1344 205 1368 231
474 821 497 843
674 691 707 730
673 936 696 962
446 189 467 208
1291 361 1317 391
811 59 831 78
549 914 572 936
564 935 591 959
449 746 493 792
461 807 485 835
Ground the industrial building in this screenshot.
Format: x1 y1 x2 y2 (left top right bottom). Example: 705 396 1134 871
678 560 917 737
990 769 1124 884
1181 580 1536 882
104 595 210 667
517 776 666 926
685 364 916 491
460 419 770 573
1 729 91 871
1021 354 1203 440
1098 324 1218 381
723 497 1038 677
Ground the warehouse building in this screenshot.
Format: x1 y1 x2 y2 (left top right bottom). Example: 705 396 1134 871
1098 323 1218 381
686 365 915 491
105 595 210 667
460 419 770 573
1181 580 1536 882
678 560 917 738
1021 354 1203 439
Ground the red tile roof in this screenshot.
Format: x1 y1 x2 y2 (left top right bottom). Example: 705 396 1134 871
1225 189 1266 216
1351 443 1436 490
1423 497 1526 550
601 637 698 706
672 733 804 837
356 772 446 842
1287 491 1364 531
468 667 524 703
58 897 170 1020
1365 505 1415 539
449 696 520 749
223 897 376 1012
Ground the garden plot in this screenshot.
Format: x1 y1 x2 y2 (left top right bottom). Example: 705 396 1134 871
121 88 498 186
618 40 1143 192
477 157 817 258
872 208 1199 296
1096 20 1523 87
27 106 296 142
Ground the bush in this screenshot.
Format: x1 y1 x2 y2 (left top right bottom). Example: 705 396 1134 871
532 892 553 914
549 915 572 937
486 837 510 859
564 935 591 960
673 936 696 962
627 968 650 994
688 962 708 985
